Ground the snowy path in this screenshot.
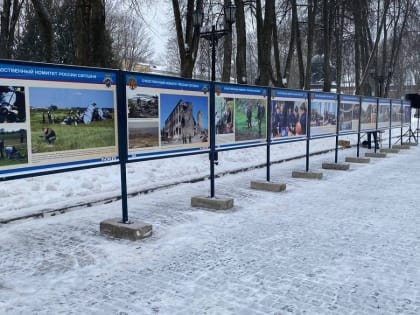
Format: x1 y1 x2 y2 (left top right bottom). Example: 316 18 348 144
1 144 420 314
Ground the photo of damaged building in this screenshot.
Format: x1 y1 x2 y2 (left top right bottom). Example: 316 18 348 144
128 94 159 118
161 100 206 145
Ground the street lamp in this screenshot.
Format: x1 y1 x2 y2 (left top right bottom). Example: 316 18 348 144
192 1 236 198
192 1 236 82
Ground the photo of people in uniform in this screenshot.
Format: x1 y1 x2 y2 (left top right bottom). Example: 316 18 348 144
29 87 116 153
271 100 307 138
0 85 26 123
234 98 266 141
0 128 28 166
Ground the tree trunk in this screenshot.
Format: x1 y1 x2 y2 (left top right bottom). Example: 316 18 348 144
304 0 317 90
235 0 247 84
222 0 233 82
172 0 202 78
272 10 284 88
335 0 344 94
322 0 332 92
0 0 23 59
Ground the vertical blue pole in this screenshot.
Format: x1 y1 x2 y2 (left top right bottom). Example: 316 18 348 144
389 100 392 147
266 88 272 182
335 95 340 163
374 98 379 153
357 97 361 157
209 26 216 198
117 70 129 223
306 93 311 172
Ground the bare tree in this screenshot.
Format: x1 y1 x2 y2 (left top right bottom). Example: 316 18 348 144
172 0 203 78
0 0 24 59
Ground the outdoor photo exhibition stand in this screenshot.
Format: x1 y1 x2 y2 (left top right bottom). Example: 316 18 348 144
0 59 413 240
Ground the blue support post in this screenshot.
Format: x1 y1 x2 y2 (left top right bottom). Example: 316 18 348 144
117 70 129 223
266 89 272 182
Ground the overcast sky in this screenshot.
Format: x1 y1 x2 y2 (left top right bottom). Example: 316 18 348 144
142 1 171 58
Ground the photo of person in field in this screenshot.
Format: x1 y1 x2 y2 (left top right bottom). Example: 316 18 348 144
0 128 28 166
234 98 266 141
29 87 116 153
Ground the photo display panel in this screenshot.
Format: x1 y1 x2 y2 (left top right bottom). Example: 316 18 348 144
377 99 391 129
310 92 338 137
339 95 360 134
360 97 377 131
126 73 209 158
403 101 411 126
215 83 267 148
391 99 402 127
0 62 119 177
271 89 307 143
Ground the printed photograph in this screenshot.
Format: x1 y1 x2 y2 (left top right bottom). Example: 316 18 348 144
29 87 116 153
403 105 411 124
160 93 209 147
377 103 390 128
360 102 377 130
0 127 28 166
391 103 402 126
215 96 234 135
128 120 159 149
272 100 307 138
234 98 266 141
127 91 158 118
310 101 337 135
339 102 359 132
0 85 26 123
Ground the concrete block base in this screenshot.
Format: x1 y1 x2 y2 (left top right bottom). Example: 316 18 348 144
392 144 411 150
250 180 286 192
338 140 351 148
380 148 399 153
191 195 234 210
406 142 418 146
365 152 387 158
100 218 152 241
345 156 370 164
292 170 323 179
322 162 350 170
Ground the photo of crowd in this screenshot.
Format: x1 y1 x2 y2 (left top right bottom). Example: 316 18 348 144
271 100 307 138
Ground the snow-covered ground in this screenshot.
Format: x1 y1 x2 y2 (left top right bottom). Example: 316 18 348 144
1 129 420 314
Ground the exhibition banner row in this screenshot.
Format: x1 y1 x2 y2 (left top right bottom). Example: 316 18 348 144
0 60 411 178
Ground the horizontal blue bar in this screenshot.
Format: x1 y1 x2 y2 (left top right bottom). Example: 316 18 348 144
130 146 209 159
0 157 119 176
217 140 266 149
272 89 307 99
0 62 117 84
362 97 377 103
312 92 337 100
217 83 267 96
271 136 306 143
129 73 209 92
341 95 360 102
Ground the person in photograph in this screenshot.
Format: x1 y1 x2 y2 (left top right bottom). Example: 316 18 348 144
287 106 296 135
273 103 285 136
296 103 307 135
256 102 265 136
246 105 252 129
42 127 56 144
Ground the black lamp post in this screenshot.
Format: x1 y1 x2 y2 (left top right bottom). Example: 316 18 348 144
193 1 236 198
192 1 236 82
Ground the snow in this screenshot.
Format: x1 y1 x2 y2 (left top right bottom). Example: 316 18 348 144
1 129 420 314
